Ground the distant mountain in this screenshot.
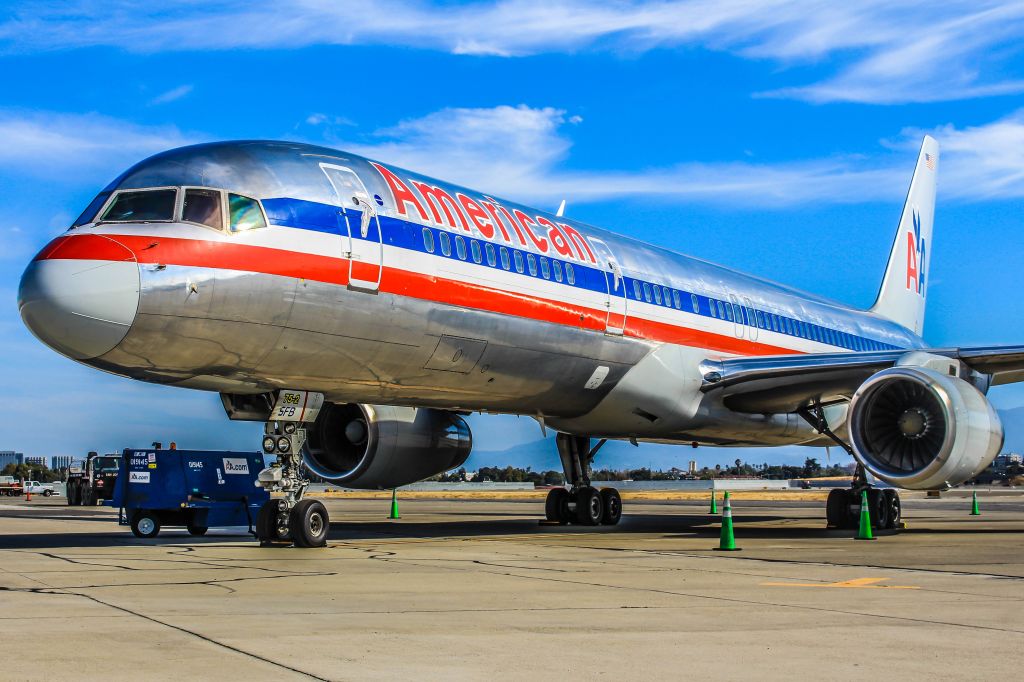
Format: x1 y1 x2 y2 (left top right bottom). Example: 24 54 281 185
998 407 1024 452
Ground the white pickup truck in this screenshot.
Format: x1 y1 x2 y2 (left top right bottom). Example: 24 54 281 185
23 481 57 496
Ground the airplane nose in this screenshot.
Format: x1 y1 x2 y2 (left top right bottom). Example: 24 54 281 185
18 237 140 360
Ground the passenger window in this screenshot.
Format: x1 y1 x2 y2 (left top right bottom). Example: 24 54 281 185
500 247 511 270
471 240 482 263
527 253 538 276
440 231 451 256
553 260 563 282
540 257 551 279
691 294 699 313
456 235 467 260
709 299 717 317
724 304 734 322
643 283 652 303
182 188 222 230
486 243 496 267
565 262 575 284
229 193 266 232
653 285 663 305
101 188 177 222
717 300 726 318
422 227 435 253
514 251 524 273
673 290 681 309
633 280 642 299
73 191 112 226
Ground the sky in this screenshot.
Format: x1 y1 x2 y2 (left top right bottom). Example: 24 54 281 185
1 1 1023 471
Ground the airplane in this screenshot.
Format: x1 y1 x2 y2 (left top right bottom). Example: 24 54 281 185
18 135 1024 546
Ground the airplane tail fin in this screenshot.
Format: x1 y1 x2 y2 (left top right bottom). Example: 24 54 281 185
869 135 939 336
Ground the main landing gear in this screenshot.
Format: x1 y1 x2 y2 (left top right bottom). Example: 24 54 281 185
798 402 902 531
255 416 329 548
544 433 622 526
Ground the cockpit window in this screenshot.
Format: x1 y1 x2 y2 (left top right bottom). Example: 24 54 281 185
228 193 266 232
182 188 223 230
73 191 112 227
100 189 177 222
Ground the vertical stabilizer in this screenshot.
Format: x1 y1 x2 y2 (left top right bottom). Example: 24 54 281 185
870 136 938 336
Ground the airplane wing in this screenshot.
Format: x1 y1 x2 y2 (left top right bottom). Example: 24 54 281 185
699 345 1024 414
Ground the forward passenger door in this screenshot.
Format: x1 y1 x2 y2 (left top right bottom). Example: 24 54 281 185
321 164 383 292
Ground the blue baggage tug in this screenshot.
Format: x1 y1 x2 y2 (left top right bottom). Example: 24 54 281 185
109 449 269 538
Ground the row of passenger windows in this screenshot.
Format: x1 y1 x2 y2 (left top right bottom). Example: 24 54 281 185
74 187 267 233
422 227 576 285
627 277 888 351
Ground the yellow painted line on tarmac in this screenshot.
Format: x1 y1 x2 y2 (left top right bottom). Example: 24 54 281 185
762 577 919 589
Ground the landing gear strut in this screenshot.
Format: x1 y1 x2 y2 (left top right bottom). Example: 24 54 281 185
544 433 622 526
798 402 901 531
254 391 329 547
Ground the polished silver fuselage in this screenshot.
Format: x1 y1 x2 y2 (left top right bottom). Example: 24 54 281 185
22 141 925 446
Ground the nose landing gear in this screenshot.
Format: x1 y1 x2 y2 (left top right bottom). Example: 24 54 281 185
254 391 330 547
544 433 622 526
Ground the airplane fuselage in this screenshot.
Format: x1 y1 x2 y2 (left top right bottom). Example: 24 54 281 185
20 141 924 446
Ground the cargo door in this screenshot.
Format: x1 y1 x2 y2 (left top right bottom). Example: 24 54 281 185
321 163 383 292
588 237 627 335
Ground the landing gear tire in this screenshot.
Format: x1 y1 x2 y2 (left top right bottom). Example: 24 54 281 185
256 499 291 546
826 489 847 528
545 488 570 523
599 488 622 526
131 511 160 539
289 499 329 548
883 489 901 530
575 486 603 526
868 489 890 530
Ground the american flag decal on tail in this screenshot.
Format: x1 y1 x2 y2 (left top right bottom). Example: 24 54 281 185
924 153 936 170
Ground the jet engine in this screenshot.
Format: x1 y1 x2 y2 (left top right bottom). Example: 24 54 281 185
301 403 472 489
849 366 1003 490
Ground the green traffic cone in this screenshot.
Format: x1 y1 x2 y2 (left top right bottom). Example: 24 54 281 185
388 488 401 519
855 489 875 540
970 490 980 516
709 490 718 514
715 491 739 551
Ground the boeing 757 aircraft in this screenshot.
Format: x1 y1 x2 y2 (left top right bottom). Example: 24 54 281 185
18 136 1024 545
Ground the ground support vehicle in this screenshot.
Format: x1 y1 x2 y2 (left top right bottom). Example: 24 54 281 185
66 453 120 505
23 481 57 496
109 449 268 538
1 476 23 496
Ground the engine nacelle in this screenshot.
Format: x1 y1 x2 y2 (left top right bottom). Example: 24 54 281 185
302 403 471 489
849 367 1003 490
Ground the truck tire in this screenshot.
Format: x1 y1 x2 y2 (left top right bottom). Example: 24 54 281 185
288 499 329 548
130 511 160 539
66 486 76 505
43 489 53 497
187 524 208 536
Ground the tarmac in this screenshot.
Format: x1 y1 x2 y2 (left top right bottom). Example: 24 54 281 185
1 491 1022 681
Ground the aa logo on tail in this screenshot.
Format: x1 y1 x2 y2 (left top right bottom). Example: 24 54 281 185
906 209 926 295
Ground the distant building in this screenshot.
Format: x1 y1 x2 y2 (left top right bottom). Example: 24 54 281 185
0 451 24 468
24 456 47 468
993 453 1022 468
51 456 75 471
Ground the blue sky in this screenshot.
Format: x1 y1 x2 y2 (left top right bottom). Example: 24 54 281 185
1 1 1023 470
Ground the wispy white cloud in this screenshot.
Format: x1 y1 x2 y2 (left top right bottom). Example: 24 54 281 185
340 104 1024 207
149 83 193 105
0 109 195 179
2 1 1023 104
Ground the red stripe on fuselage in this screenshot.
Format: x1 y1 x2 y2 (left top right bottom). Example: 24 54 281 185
36 233 800 357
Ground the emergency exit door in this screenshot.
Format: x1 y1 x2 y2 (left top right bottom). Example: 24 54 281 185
321 164 383 291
